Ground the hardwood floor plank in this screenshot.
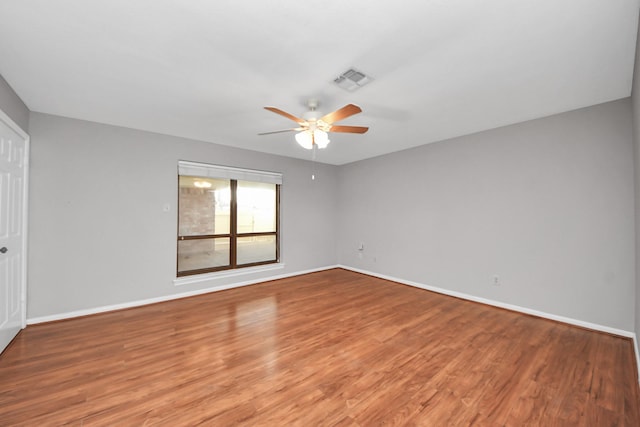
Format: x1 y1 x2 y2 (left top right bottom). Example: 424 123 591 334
0 268 638 425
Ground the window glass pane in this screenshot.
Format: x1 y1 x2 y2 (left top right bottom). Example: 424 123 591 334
178 238 230 272
237 181 276 233
237 235 277 265
179 176 230 236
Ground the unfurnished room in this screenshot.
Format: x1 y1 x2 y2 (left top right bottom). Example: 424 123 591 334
2 0 640 425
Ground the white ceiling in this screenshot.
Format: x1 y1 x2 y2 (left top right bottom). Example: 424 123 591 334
0 0 638 165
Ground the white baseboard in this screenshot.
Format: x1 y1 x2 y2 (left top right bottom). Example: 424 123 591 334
337 265 635 338
27 265 339 325
634 334 640 386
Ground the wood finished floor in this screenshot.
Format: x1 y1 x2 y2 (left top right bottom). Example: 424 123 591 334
1 269 639 426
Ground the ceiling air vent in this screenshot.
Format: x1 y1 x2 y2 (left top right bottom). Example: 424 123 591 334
333 68 372 92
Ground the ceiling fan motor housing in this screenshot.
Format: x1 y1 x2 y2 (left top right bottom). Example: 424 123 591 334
303 109 323 121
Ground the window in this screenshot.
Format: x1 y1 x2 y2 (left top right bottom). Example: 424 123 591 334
177 161 281 277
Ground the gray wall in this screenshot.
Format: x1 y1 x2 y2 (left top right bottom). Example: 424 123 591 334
27 113 338 318
0 74 29 132
338 99 635 331
633 12 640 341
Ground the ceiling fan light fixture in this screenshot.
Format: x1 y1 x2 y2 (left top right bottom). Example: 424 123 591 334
314 130 330 149
295 131 314 150
295 130 330 150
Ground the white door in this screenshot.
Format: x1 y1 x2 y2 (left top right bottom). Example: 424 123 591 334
0 110 28 354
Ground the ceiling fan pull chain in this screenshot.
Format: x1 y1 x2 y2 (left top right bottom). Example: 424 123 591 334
311 145 317 180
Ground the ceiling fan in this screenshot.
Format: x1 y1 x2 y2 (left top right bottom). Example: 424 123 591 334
259 99 368 149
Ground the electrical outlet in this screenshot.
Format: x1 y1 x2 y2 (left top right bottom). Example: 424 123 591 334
493 275 500 286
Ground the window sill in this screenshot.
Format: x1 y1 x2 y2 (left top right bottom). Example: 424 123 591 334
173 263 285 287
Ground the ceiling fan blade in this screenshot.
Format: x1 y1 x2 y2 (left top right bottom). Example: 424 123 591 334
258 128 303 135
264 107 305 124
329 125 369 134
320 104 362 124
